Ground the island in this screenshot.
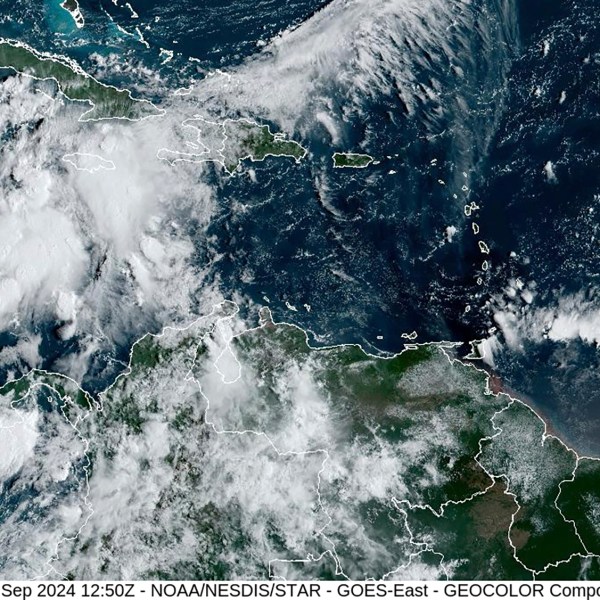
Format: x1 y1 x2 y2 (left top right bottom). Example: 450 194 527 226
222 119 307 173
59 0 85 28
158 117 307 174
0 40 163 120
332 151 373 168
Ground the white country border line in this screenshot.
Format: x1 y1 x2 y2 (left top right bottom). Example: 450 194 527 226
391 342 600 578
155 115 214 165
488 405 600 577
200 305 466 579
392 338 501 518
0 375 95 580
0 301 346 578
387 500 446 580
186 383 343 579
389 345 509 577
0 38 165 123
156 116 307 176
476 399 538 578
30 305 233 577
382 548 448 581
441 347 600 577
95 301 230 414
59 0 85 29
210 304 466 393
62 152 116 173
0 298 230 574
268 550 340 581
87 299 345 580
331 152 374 169
45 384 95 581
207 308 432 579
186 305 348 579
3 298 599 579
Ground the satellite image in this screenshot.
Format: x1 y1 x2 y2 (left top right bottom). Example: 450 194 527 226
0 0 599 582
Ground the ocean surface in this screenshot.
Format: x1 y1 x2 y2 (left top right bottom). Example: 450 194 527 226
1 0 600 453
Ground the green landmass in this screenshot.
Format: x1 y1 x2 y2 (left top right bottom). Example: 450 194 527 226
332 152 373 168
479 401 584 571
558 457 600 554
405 481 531 579
537 555 600 580
0 370 95 410
232 322 507 514
0 41 162 120
2 302 600 579
0 370 95 432
223 120 306 172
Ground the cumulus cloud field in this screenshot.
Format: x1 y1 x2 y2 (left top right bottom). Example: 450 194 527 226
0 72 220 379
2 0 595 580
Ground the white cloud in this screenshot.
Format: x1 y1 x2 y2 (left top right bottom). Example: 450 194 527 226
0 405 38 480
543 160 558 184
0 385 90 579
0 74 220 377
184 0 513 136
486 288 600 368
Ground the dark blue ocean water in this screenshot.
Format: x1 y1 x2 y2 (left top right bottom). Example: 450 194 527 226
201 0 600 454
472 0 600 453
205 0 517 352
0 0 331 91
1 0 600 454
